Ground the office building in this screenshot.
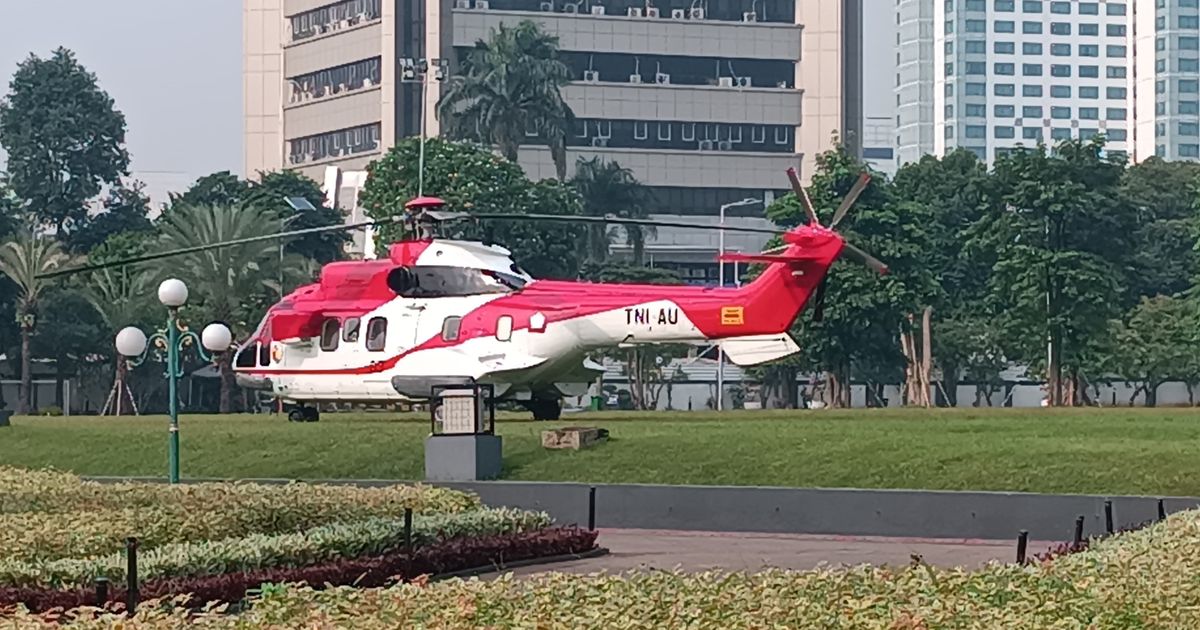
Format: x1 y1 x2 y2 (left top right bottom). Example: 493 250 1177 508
862 115 898 176
1133 0 1200 161
895 0 1133 166
244 0 863 277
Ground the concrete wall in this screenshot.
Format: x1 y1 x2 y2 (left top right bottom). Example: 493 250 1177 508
89 475 1200 542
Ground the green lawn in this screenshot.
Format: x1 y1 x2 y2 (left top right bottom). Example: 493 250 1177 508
2 408 1199 496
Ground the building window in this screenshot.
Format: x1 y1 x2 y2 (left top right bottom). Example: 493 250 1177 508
320 319 340 352
1079 23 1099 35
288 123 382 165
1181 15 1200 28
965 40 986 54
1106 86 1126 99
1023 105 1043 117
1079 107 1099 120
1179 122 1199 137
995 104 1016 117
994 83 1015 96
1181 145 1200 157
966 125 986 138
288 57 382 104
1050 106 1071 119
966 19 986 32
995 0 1014 10
1181 101 1200 115
1049 1 1070 13
1022 0 1042 11
1050 65 1071 77
1078 2 1098 13
994 126 1016 138
1106 45 1127 58
1105 2 1126 15
1080 86 1099 98
774 127 789 145
290 0 382 41
1022 21 1043 34
1050 43 1071 56
1023 127 1043 140
995 62 1015 75
995 20 1015 32
682 123 696 142
1051 128 1073 140
1080 42 1100 55
1023 63 1043 76
1106 24 1126 37
751 126 765 143
1024 42 1043 54
366 317 387 351
1106 107 1127 120
634 121 648 140
1182 37 1200 52
1050 21 1072 35
1051 85 1071 98
657 122 672 141
966 61 987 75
1106 66 1127 78
1181 58 1200 72
1079 65 1099 77
1181 80 1200 93
966 103 986 117
967 82 987 95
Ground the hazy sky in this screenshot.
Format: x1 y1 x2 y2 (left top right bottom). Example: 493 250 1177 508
0 0 242 209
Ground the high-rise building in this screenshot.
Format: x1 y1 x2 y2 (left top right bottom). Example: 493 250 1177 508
895 0 1133 166
244 0 863 279
1133 0 1200 161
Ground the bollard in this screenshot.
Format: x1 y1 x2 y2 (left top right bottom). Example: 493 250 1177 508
125 537 139 614
403 508 413 552
588 486 596 531
95 577 109 608
1074 516 1085 546
1104 500 1114 535
1158 499 1167 521
1016 530 1028 564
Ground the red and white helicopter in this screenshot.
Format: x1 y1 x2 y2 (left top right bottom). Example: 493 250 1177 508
48 168 886 421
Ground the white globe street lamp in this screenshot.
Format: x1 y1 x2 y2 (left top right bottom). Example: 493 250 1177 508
201 323 233 353
158 278 189 308
115 326 148 358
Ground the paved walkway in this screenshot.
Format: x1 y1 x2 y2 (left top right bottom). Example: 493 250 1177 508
483 529 1053 579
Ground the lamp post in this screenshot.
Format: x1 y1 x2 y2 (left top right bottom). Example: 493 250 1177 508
399 57 448 197
716 197 762 411
115 279 233 484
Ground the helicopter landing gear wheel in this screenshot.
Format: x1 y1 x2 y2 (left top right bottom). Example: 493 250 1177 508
287 408 305 423
288 406 320 422
527 399 562 421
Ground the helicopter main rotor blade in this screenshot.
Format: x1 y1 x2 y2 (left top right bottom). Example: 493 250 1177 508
840 241 889 275
37 216 403 280
785 167 820 227
470 212 789 236
829 173 871 229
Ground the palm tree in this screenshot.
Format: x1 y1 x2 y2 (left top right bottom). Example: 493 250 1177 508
0 230 72 413
571 157 653 264
154 204 308 413
438 20 575 179
79 266 156 415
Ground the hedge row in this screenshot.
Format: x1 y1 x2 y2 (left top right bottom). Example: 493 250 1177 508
0 467 480 562
0 527 599 614
0 508 552 589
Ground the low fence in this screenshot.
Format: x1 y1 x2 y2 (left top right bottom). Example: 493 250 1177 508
85 476 1200 542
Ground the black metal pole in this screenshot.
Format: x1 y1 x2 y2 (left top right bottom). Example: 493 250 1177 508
1074 516 1085 546
404 508 413 552
125 537 139 614
588 486 596 531
95 577 109 608
1158 499 1167 521
1104 500 1114 534
1016 530 1028 564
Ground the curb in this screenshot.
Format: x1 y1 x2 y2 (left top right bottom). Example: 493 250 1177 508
432 546 610 580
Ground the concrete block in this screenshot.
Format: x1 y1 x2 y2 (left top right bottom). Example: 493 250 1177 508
542 427 608 450
424 434 502 481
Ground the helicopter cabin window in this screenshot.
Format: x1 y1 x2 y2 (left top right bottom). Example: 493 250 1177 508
258 344 271 367
442 316 462 341
235 342 259 368
365 317 387 351
387 266 526 298
320 318 340 351
496 316 513 342
342 317 361 343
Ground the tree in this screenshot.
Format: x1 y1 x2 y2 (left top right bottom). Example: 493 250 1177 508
1109 296 1200 407
0 48 130 240
166 171 249 212
571 157 654 265
438 20 575 179
975 138 1136 405
0 229 73 413
360 137 585 279
64 179 153 254
153 204 308 413
1120 158 1200 301
762 141 936 407
243 170 348 265
29 288 107 409
891 149 998 406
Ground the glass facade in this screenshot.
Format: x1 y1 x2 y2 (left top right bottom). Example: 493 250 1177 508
1151 0 1200 160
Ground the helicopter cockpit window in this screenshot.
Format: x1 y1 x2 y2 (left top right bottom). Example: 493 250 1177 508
365 317 387 351
387 266 526 298
320 318 340 351
258 344 271 367
342 317 361 343
235 343 258 368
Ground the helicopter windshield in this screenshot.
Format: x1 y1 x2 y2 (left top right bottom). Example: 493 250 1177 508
388 265 527 298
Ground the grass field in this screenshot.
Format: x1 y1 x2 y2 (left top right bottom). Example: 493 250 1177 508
2 408 1199 496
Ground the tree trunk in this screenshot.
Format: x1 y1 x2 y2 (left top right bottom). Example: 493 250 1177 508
218 353 235 414
18 324 32 415
1047 327 1063 406
1146 380 1159 408
1187 382 1195 406
54 359 65 409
